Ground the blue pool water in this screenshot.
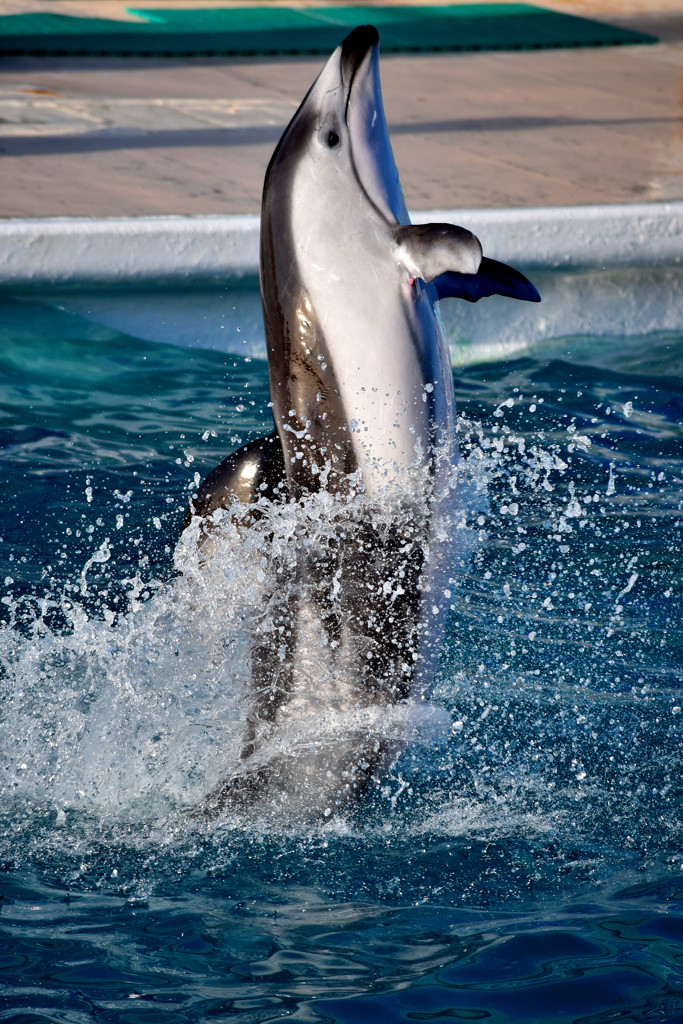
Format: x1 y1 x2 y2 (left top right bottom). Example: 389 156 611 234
1 295 682 1022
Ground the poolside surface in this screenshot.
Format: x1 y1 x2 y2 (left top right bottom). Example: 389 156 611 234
0 0 682 217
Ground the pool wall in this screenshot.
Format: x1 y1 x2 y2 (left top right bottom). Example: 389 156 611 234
1 202 681 362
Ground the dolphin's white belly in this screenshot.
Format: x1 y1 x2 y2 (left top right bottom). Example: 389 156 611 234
297 211 451 499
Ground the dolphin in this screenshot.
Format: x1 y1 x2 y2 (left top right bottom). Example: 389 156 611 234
183 25 539 815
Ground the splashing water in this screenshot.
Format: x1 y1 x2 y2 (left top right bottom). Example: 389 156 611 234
1 298 682 1021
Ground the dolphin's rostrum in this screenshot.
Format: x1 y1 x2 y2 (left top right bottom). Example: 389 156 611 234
182 26 540 815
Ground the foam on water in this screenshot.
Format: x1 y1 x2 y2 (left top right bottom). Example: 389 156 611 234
0 453 476 833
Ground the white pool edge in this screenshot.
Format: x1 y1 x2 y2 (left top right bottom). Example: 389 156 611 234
1 202 682 289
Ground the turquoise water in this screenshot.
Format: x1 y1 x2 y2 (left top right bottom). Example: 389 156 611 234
1 295 683 1022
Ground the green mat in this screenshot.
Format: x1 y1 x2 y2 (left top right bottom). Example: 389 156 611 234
0 4 657 58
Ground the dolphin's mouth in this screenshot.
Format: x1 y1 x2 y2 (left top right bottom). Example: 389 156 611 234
340 25 380 120
338 25 407 225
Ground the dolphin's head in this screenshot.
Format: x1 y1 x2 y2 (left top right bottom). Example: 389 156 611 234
262 25 407 230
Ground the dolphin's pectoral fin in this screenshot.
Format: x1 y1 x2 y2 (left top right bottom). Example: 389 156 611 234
432 258 541 304
395 223 540 303
394 223 483 281
181 431 287 534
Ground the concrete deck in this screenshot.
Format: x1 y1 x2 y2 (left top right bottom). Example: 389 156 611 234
1 1 682 217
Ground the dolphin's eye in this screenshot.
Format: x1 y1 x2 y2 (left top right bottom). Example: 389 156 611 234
326 130 340 149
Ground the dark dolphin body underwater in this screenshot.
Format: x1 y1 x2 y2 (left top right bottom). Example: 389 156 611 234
184 26 540 815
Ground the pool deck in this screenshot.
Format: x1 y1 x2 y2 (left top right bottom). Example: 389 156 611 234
1 0 682 218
